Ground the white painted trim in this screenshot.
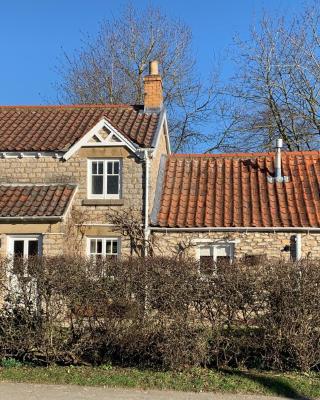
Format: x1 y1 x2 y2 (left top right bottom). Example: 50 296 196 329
294 233 302 261
143 149 150 256
192 238 241 244
7 234 43 257
162 112 171 154
0 182 77 187
64 119 103 159
86 236 121 258
196 241 235 263
150 110 171 157
0 151 64 159
87 159 121 200
63 118 138 160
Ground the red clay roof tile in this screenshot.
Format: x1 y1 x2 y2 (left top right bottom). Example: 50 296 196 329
154 151 320 228
0 104 160 151
0 184 76 218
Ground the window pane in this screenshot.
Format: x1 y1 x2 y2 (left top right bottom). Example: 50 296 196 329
106 240 111 254
90 239 96 254
200 256 214 275
92 162 97 174
112 241 118 254
216 256 230 266
14 240 24 257
199 246 212 257
96 240 103 254
215 245 230 257
107 176 119 194
28 240 38 256
13 240 24 274
92 176 103 194
98 162 104 175
107 162 113 174
114 162 119 174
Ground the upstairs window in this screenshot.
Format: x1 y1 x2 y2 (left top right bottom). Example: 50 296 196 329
198 243 234 275
88 159 121 199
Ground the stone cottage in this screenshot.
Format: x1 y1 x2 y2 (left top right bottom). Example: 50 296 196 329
0 60 319 266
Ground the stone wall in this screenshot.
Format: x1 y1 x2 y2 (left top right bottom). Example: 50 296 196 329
0 146 144 257
152 231 320 260
43 233 65 256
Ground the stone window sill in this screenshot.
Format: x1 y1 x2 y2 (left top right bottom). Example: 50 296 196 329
82 199 124 206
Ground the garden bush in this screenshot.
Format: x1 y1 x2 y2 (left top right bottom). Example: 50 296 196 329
0 256 319 371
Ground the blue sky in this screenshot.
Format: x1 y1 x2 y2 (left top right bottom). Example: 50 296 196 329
0 0 308 105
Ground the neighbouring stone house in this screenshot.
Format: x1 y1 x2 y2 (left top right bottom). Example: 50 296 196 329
0 60 319 266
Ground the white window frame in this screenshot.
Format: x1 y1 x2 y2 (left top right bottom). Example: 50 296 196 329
7 235 42 258
86 237 120 259
87 159 121 199
196 241 235 266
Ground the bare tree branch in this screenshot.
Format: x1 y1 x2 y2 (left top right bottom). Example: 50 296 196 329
54 3 225 152
212 5 320 151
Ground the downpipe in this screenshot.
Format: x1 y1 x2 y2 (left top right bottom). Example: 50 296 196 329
143 149 150 257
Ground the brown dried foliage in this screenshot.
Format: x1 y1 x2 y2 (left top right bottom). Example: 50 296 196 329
0 257 319 371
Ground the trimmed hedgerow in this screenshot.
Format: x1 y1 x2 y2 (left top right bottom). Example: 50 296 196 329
0 256 319 371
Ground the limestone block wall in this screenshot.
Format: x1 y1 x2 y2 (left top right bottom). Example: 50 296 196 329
0 146 145 257
152 231 320 260
0 148 143 218
0 223 63 258
42 234 65 256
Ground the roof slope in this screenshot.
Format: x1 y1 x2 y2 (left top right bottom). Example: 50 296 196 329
0 104 160 151
154 151 320 228
0 184 76 219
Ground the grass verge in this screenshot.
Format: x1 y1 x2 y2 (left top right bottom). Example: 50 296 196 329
0 365 319 398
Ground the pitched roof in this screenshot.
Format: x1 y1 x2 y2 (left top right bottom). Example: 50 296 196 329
0 104 160 151
153 151 320 228
0 184 76 219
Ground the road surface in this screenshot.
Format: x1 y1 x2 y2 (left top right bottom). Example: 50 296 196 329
0 382 312 400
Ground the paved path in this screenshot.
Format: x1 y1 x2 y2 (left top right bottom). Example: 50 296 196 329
0 382 311 400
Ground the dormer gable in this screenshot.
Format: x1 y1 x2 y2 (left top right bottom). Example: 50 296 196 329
63 117 138 160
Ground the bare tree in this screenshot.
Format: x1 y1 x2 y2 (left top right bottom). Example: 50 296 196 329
55 4 223 151
105 208 155 257
214 4 320 152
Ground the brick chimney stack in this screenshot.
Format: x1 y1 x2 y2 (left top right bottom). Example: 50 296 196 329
143 60 163 112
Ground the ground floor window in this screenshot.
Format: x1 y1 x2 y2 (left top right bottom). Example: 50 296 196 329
7 235 42 276
8 235 42 258
198 242 234 274
87 237 120 260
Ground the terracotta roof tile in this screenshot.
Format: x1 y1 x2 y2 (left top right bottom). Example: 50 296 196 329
0 184 76 218
154 151 320 228
0 104 160 151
